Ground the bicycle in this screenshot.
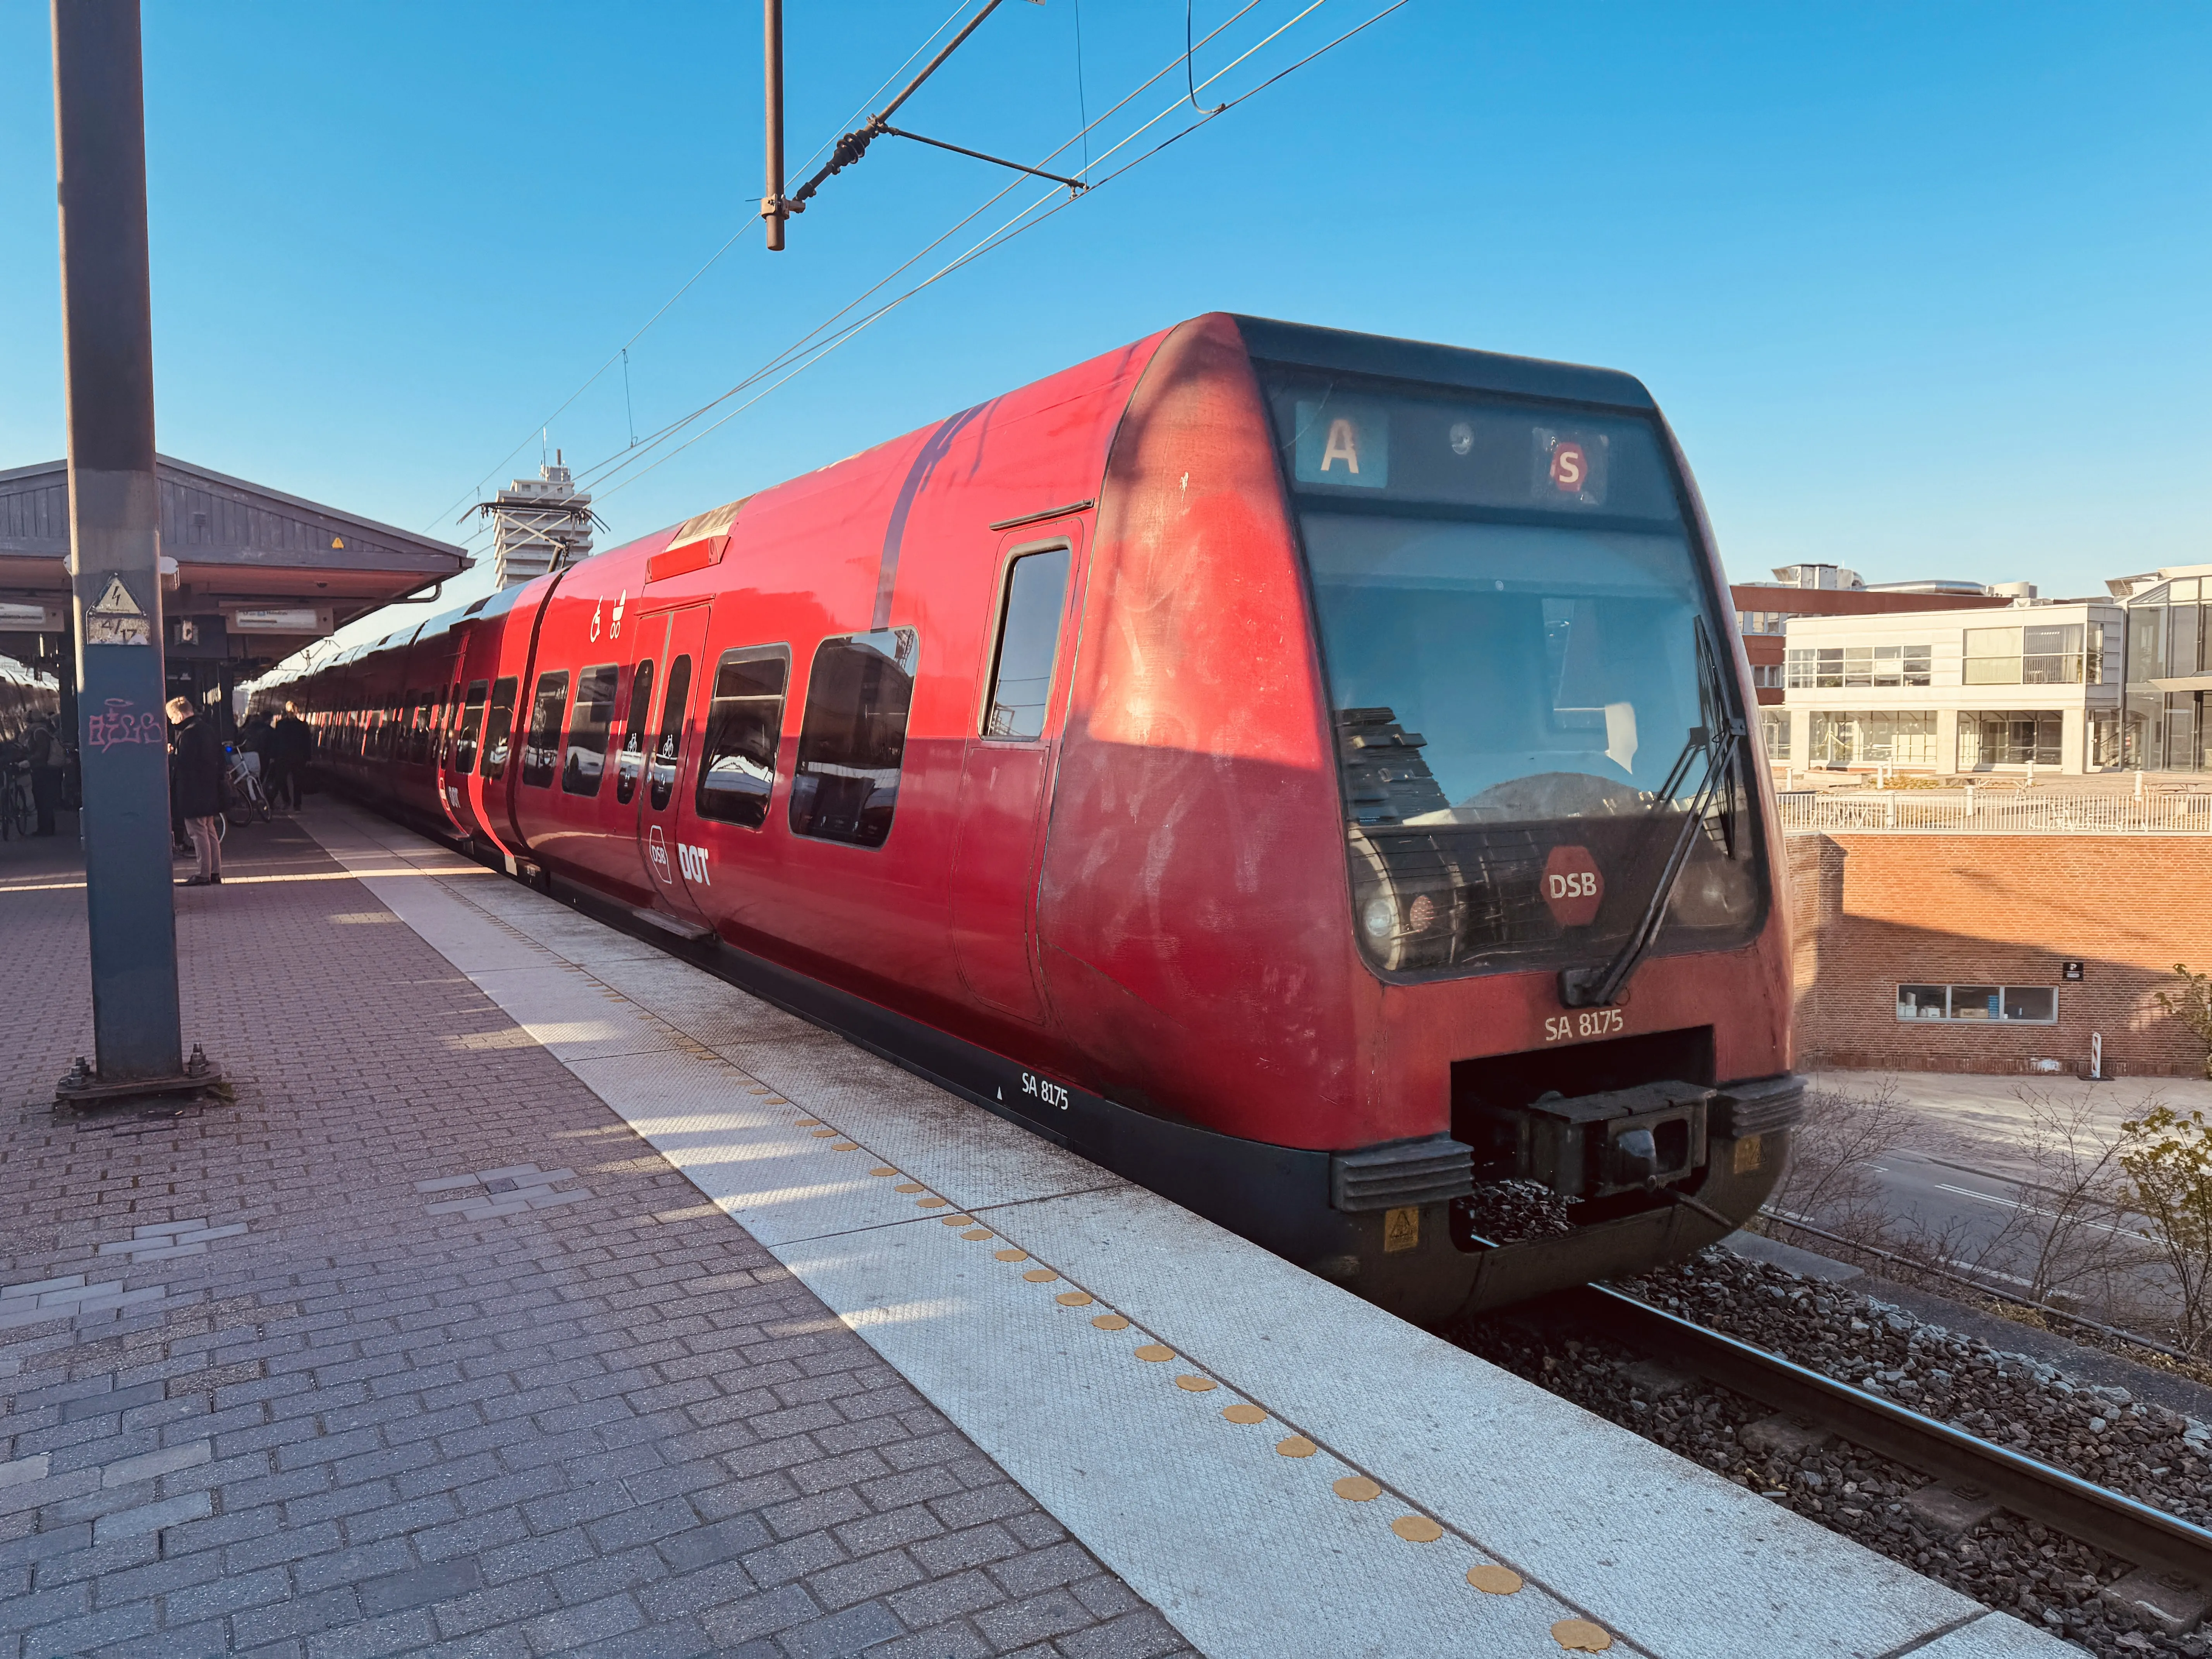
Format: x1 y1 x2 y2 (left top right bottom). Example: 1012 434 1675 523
224 751 271 829
0 762 33 840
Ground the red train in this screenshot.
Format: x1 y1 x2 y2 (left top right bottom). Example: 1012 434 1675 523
263 314 1803 1324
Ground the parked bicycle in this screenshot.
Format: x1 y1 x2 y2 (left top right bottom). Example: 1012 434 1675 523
224 748 271 829
0 761 33 840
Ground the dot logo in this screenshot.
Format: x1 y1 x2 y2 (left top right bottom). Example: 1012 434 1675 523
1550 440 1589 493
1541 845 1604 927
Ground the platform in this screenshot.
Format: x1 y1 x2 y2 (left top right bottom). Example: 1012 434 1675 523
0 803 2067 1657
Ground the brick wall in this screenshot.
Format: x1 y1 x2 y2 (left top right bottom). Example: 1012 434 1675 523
1784 832 2210 1078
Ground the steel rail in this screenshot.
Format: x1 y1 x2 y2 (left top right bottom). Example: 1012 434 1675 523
1547 1283 2212 1584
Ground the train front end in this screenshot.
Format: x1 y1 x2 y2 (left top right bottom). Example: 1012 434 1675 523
1048 314 1801 1326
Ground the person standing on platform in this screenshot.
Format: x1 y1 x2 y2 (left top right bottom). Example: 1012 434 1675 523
167 696 225 886
24 716 64 836
269 701 311 811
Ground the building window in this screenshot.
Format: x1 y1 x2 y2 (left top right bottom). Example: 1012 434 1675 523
1896 984 2058 1024
1965 623 2092 686
1786 646 1845 689
1751 663 1785 689
1958 711 2062 769
1808 710 1937 767
1759 708 1791 760
1736 610 1796 635
696 647 790 828
789 629 917 849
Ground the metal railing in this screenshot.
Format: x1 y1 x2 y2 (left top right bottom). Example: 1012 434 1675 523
1777 789 2212 834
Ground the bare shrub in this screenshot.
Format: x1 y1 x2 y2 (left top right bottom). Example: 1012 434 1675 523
2155 965 2212 1082
1763 1077 1922 1246
2118 1103 2212 1353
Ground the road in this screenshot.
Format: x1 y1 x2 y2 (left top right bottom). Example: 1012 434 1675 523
1791 1070 2212 1302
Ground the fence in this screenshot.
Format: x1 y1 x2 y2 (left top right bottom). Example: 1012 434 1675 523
1776 790 2212 834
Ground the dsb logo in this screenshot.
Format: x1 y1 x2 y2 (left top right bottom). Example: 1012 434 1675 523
1541 845 1603 927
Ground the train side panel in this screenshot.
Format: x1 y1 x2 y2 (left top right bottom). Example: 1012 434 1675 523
1039 314 1373 1149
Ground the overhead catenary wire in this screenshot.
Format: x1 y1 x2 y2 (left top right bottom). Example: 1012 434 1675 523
583 1 1406 505
419 1 977 533
565 0 1292 499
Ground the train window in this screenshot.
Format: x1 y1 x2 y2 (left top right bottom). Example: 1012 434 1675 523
614 660 653 805
696 647 790 828
647 656 693 812
521 672 569 788
452 679 489 776
982 547 1069 740
480 677 519 780
408 693 432 765
790 629 917 848
562 665 619 797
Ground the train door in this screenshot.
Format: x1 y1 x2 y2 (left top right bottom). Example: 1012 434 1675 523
434 627 476 834
948 531 1081 1022
634 604 714 928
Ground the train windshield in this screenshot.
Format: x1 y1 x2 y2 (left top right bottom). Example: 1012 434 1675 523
1263 371 1766 978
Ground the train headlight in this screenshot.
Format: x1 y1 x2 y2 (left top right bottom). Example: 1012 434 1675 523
1362 896 1395 939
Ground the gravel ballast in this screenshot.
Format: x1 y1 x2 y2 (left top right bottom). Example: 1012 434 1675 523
1453 1238 2212 1657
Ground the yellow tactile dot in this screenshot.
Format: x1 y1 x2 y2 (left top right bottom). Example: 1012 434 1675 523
1467 1565 1523 1595
764 1097 788 1104
1022 1268 1058 1283
869 1167 898 1178
1091 1314 1130 1331
1133 1344 1174 1362
1221 1403 1266 1424
917 1197 950 1208
1173 1375 1216 1393
994 1249 1029 1262
1054 1291 1093 1307
810 1129 838 1138
895 1183 926 1194
939 1215 974 1226
1274 1436 1317 1458
794 1118 822 1125
960 1229 993 1241
1390 1516 1444 1543
830 1141 859 1151
1331 1475 1381 1501
1551 1619 1612 1652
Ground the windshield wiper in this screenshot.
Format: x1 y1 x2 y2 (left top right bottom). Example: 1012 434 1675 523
1558 618 1746 1010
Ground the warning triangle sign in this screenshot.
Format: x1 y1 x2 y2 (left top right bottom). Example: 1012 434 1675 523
91 576 144 616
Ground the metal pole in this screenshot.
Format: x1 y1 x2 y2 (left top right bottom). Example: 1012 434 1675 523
763 0 786 250
52 0 190 1093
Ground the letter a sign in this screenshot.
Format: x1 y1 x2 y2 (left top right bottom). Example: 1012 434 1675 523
1294 398 1389 488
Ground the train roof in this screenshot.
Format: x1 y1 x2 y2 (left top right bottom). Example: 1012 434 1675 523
1228 314 1656 412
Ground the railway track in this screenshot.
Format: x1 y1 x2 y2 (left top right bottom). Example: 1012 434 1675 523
1546 1283 2212 1589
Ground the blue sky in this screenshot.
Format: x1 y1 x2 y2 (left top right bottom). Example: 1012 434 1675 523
2 0 2206 652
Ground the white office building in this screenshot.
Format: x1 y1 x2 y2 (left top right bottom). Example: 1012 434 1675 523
1774 598 2125 775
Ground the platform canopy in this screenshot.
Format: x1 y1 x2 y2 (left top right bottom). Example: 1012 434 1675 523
0 453 469 670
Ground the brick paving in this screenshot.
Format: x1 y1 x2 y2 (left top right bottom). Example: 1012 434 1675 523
0 811 1195 1659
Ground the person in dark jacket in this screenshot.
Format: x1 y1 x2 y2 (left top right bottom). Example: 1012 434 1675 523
23 716 64 836
269 702 311 810
167 697 226 885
